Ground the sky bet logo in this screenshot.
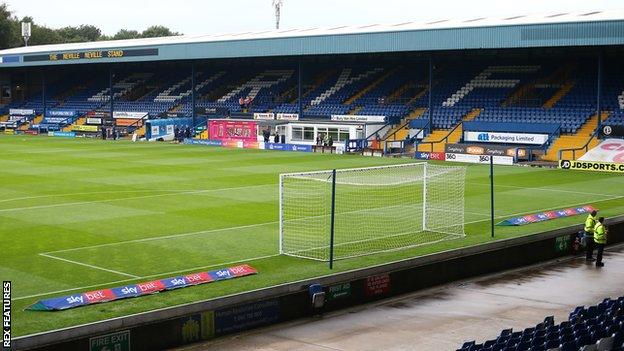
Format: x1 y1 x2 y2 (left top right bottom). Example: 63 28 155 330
477 133 490 141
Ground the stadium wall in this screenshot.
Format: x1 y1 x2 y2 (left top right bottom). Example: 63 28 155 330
15 216 624 351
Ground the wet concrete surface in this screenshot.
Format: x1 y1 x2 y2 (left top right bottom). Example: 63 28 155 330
173 245 624 351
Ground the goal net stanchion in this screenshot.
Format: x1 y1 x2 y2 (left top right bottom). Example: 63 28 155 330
279 163 467 267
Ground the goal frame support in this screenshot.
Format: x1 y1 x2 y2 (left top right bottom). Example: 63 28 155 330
279 162 465 262
329 169 337 269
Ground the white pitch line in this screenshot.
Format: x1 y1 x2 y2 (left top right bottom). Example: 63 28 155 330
42 221 279 255
463 194 624 226
16 253 280 301
38 253 140 279
0 189 193 204
469 182 621 198
15 193 624 301
0 183 275 213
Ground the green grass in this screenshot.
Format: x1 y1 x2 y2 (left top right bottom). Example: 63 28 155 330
1 134 623 337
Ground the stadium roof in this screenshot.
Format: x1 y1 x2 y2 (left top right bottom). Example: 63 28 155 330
1 9 624 68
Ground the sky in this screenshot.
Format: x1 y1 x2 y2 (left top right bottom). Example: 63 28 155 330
4 0 624 36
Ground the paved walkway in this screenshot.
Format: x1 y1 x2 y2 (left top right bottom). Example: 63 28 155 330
174 245 624 351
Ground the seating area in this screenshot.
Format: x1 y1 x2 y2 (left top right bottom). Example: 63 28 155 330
604 110 624 126
0 114 33 128
410 107 472 129
37 110 78 131
475 107 594 134
3 60 624 150
458 296 624 351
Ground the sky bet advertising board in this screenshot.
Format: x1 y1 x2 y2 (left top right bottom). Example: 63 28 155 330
498 205 596 226
28 265 257 311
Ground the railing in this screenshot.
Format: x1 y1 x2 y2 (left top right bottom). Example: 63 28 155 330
382 118 429 155
344 122 392 152
558 129 599 161
382 116 422 142
419 120 462 153
125 116 146 133
37 115 78 132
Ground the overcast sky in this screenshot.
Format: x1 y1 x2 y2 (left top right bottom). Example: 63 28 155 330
4 0 624 36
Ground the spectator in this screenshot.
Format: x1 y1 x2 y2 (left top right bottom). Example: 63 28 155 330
594 217 608 267
174 127 180 142
185 126 191 140
584 210 598 262
263 128 271 143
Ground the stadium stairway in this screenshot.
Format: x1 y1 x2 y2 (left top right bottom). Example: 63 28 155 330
343 67 399 105
134 125 146 138
406 82 431 105
381 108 427 154
349 106 363 115
63 117 86 132
417 108 482 153
386 82 411 103
542 111 605 161
31 114 43 126
21 114 43 130
543 80 575 108
502 82 535 107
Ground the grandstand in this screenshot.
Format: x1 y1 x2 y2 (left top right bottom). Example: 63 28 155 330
1 57 622 159
1 8 624 351
0 11 623 161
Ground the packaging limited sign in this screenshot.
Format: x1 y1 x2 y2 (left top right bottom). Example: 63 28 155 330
464 131 549 145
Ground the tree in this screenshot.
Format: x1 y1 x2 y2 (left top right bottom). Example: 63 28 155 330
113 29 140 40
0 4 20 49
28 23 63 46
141 25 180 38
0 2 183 49
56 25 102 43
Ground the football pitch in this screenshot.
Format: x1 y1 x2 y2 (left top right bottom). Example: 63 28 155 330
1 135 623 337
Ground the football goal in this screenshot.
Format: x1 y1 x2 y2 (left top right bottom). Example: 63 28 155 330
279 163 466 262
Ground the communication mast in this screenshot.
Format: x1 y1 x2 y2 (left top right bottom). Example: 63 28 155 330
273 0 283 29
21 22 31 47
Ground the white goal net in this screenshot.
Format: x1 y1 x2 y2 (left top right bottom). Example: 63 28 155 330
279 163 466 261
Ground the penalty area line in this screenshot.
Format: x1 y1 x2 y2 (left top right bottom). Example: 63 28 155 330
38 253 140 279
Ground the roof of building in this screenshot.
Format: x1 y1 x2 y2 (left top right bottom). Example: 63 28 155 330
1 9 623 67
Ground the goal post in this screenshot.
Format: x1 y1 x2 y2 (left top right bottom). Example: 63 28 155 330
279 163 467 261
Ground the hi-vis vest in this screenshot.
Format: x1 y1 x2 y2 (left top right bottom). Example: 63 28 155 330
594 223 607 244
585 214 597 233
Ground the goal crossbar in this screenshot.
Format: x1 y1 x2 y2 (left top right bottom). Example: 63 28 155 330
279 163 466 261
